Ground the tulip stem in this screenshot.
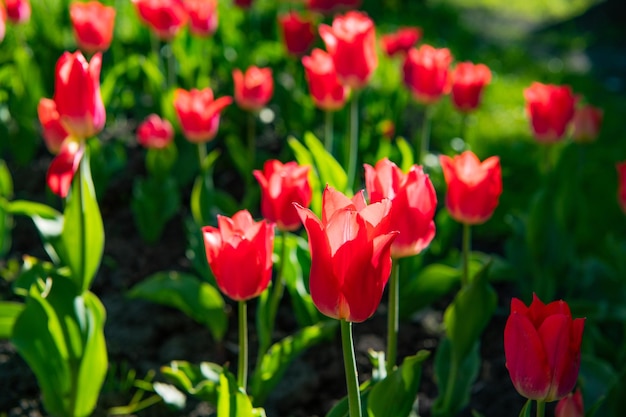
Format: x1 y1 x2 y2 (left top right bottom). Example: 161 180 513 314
248 111 256 171
347 90 360 191
238 300 248 391
386 261 399 374
460 113 468 141
325 110 334 155
418 105 432 163
197 143 207 167
462 223 471 286
267 230 287 345
442 355 459 412
341 320 362 417
165 43 176 90
536 400 545 417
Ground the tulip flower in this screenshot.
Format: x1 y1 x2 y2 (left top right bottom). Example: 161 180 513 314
185 0 218 37
555 389 584 417
403 44 453 105
504 294 585 402
232 66 274 112
617 162 626 214
136 114 174 149
302 48 348 112
439 150 502 226
278 11 316 57
70 1 116 54
380 27 422 57
173 87 232 143
524 82 577 143
307 0 361 14
46 140 85 198
450 62 492 113
571 104 603 143
253 160 312 232
132 0 187 41
37 98 68 155
319 11 377 89
5 0 30 24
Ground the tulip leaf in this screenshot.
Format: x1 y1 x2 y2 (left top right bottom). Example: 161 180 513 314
146 143 179 178
399 263 461 319
160 360 222 405
518 399 532 417
217 368 263 417
127 271 227 341
397 137 414 173
366 350 430 417
288 135 322 216
303 131 348 194
225 135 253 186
0 160 13 257
0 301 23 339
325 382 372 417
131 176 181 243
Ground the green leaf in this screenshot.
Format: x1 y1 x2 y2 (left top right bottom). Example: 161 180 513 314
399 263 460 319
0 301 23 339
518 399 532 417
6 200 61 220
131 176 181 243
225 135 252 184
325 381 372 417
146 143 179 178
127 271 227 341
0 160 13 257
396 137 414 173
217 369 254 417
287 135 322 216
7 200 64 263
367 351 430 417
161 361 222 405
303 131 348 194
281 233 319 327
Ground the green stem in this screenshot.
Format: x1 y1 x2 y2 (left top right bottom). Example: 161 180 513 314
460 112 468 140
325 110 334 155
442 355 459 412
347 90 360 191
341 320 362 417
543 143 553 176
238 300 248 391
165 43 176 90
197 143 207 168
536 400 545 417
386 261 399 374
248 111 256 171
462 223 471 286
267 230 287 344
418 105 432 163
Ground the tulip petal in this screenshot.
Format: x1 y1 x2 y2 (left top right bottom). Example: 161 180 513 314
46 141 84 198
321 185 354 225
538 314 577 401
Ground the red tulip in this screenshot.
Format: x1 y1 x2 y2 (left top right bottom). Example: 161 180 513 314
5 0 30 24
234 0 253 8
173 88 232 143
185 0 218 37
450 62 492 113
556 389 584 417
504 294 585 402
278 11 316 56
302 48 348 111
70 1 116 54
136 114 174 149
253 160 312 232
307 0 361 14
364 158 437 258
403 44 453 104
233 66 273 112
380 27 422 57
132 0 187 41
202 210 274 301
524 82 577 143
38 98 68 155
294 186 398 323
571 104 602 143
319 11 377 89
617 162 626 214
439 150 502 225
46 140 85 198
53 51 106 140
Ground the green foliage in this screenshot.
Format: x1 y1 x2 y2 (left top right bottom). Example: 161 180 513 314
0 160 13 257
131 176 181 243
0 301 23 339
161 361 223 405
217 369 266 417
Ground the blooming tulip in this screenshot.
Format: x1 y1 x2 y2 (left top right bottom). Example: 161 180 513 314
364 158 436 258
439 151 502 225
5 0 30 24
403 44 453 104
202 210 274 301
302 48 348 111
571 104 602 143
524 82 577 143
294 186 397 323
555 389 584 417
132 0 187 41
504 294 585 402
70 1 116 54
617 162 626 214
185 0 218 37
46 140 85 199
450 62 492 113
319 11 377 89
278 11 316 56
53 51 106 140
232 66 273 112
136 114 174 149
253 160 312 232
380 27 422 57
173 88 232 143
38 98 68 155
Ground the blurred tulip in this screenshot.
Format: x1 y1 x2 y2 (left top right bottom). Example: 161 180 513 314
319 11 377 89
202 210 274 301
185 0 218 37
380 27 422 57
555 389 584 417
173 88 232 143
294 186 397 322
136 114 174 149
0 5 7 42
403 44 453 104
70 1 116 54
53 51 105 140
571 104 603 143
505 294 585 402
233 66 273 112
234 0 252 8
617 162 626 214
5 0 30 24
278 11 316 56
302 48 347 111
450 62 492 113
307 0 361 14
253 160 312 232
524 82 577 143
46 140 85 198
439 150 502 225
38 98 68 155
365 158 437 258
132 0 187 41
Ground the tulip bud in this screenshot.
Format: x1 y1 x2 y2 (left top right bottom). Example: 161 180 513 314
136 114 174 149
302 48 347 111
5 0 30 24
232 66 273 112
380 27 422 57
524 82 577 143
38 98 69 155
173 88 232 143
278 11 316 57
450 62 492 113
70 1 116 54
555 389 584 417
185 0 218 37
403 44 453 105
132 0 187 41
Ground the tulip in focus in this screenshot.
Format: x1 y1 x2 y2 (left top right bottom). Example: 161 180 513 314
253 160 312 232
294 186 397 323
380 27 422 57
185 0 218 37
439 150 502 225
38 98 68 155
450 62 492 113
555 389 584 417
302 48 347 111
524 82 577 143
233 66 273 112
504 294 585 402
319 11 377 89
202 210 274 301
132 0 187 41
617 162 626 214
70 1 116 54
364 158 437 258
403 44 453 104
173 88 232 143
136 114 174 149
5 0 30 24
571 104 603 143
278 11 316 56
